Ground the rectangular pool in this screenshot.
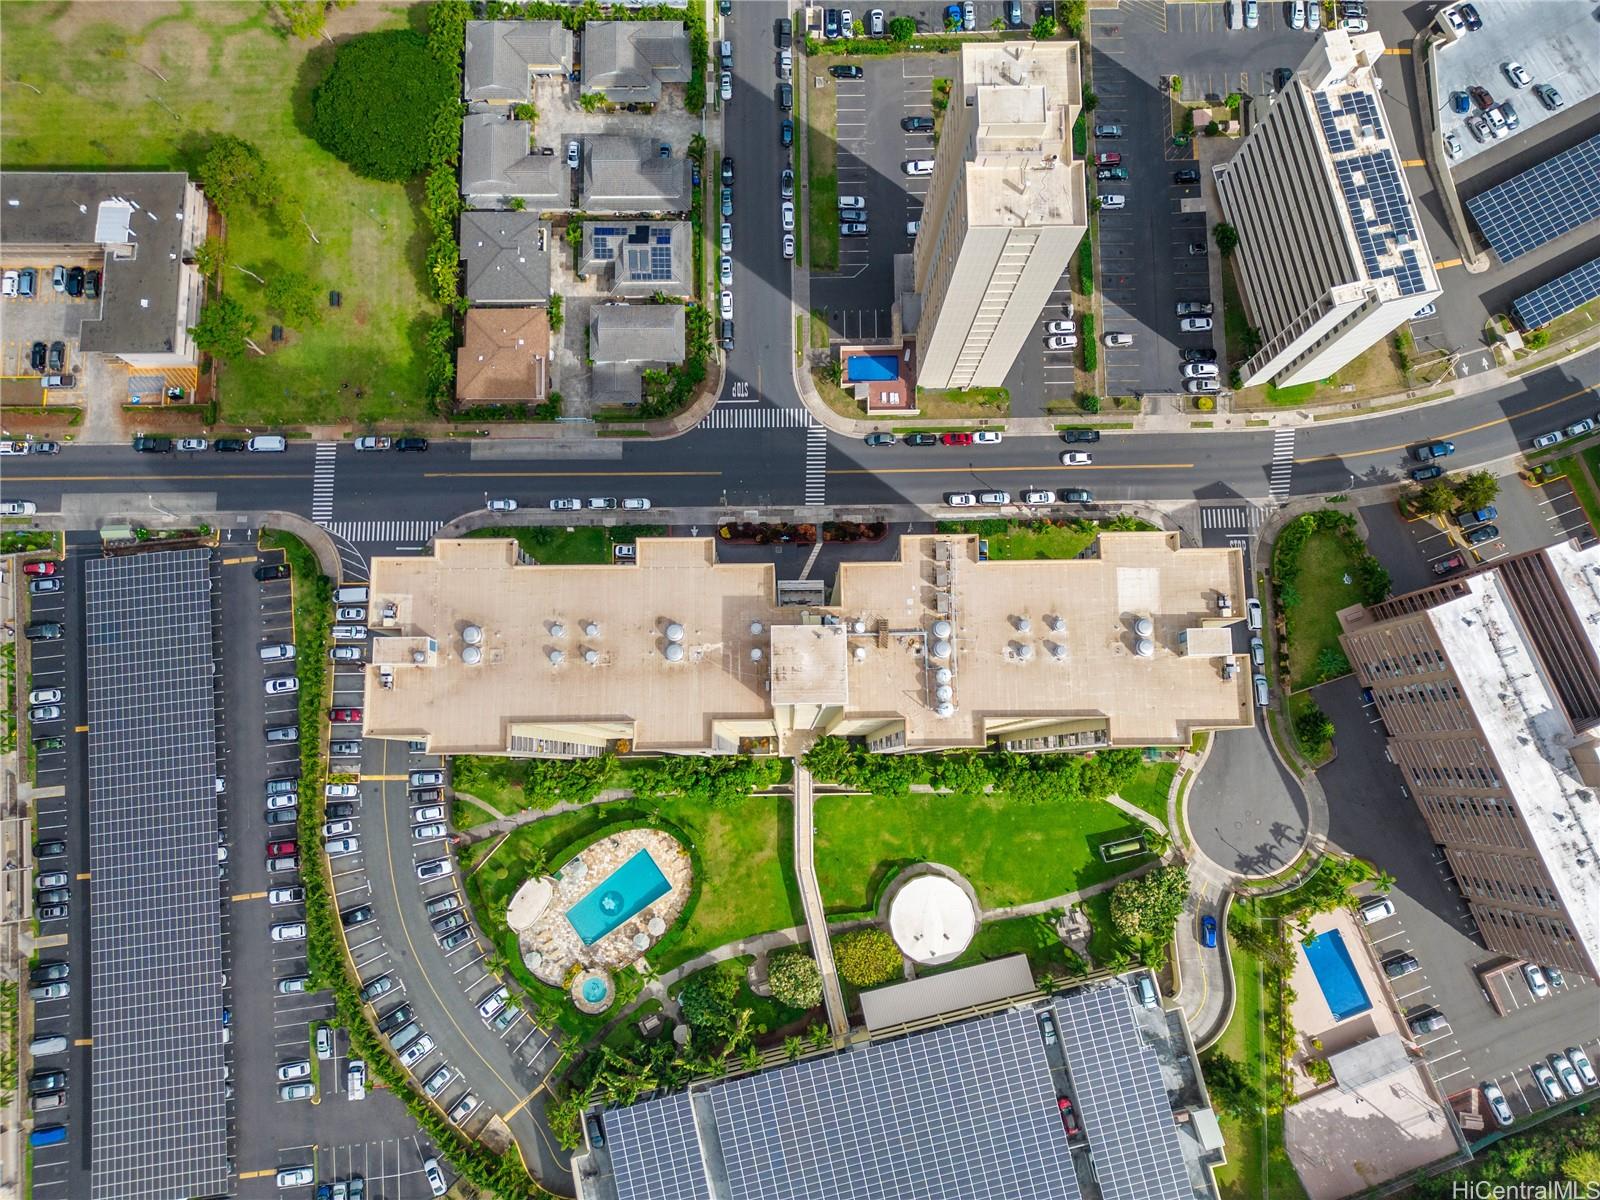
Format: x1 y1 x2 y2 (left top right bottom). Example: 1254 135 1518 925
565 849 672 946
847 354 899 383
1302 929 1373 1022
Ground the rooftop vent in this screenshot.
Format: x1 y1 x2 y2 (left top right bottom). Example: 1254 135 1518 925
853 646 867 662
665 622 685 643
931 639 951 660
1014 642 1034 661
462 646 483 666
933 619 953 640
664 642 685 662
750 621 764 636
1049 641 1067 660
583 648 600 665
550 621 566 639
936 702 955 718
1135 638 1154 658
584 621 600 638
852 619 866 634
548 649 565 665
1134 616 1154 638
463 625 484 646
751 648 764 662
1014 616 1031 633
935 667 952 685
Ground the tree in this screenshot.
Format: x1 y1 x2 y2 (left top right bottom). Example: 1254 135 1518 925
888 14 917 40
264 270 321 328
832 927 902 987
1212 222 1239 258
678 963 742 1035
1412 480 1457 516
548 293 565 333
766 951 823 1009
1031 14 1058 38
1294 704 1334 752
193 236 226 280
196 136 280 216
189 294 255 361
802 735 855 783
1201 1051 1262 1116
1454 470 1499 511
311 30 455 181
1108 864 1188 942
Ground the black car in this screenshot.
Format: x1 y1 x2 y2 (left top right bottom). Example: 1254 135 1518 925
30 961 69 985
1465 523 1500 546
1410 464 1443 482
394 437 429 452
213 438 247 451
132 435 173 453
904 433 939 446
83 269 99 299
65 266 84 297
776 16 792 48
1059 488 1094 504
25 623 63 641
721 318 734 350
29 1070 66 1096
326 802 356 820
823 8 840 37
341 905 375 928
721 156 735 185
439 927 473 951
1383 953 1421 979
838 207 866 222
1274 67 1293 91
829 65 863 80
29 342 46 371
778 82 792 110
1173 168 1201 184
1060 429 1101 444
254 562 291 581
1458 2 1481 30
33 736 65 752
780 119 793 147
376 1002 414 1034
432 911 468 936
47 342 64 372
902 116 935 133
1182 347 1218 364
33 840 66 858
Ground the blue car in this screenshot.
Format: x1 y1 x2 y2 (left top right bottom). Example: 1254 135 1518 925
1200 915 1218 949
1451 91 1471 114
946 3 963 30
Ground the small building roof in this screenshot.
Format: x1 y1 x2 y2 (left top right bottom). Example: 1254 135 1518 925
886 874 979 967
459 211 551 304
589 303 685 365
580 136 691 214
464 20 573 102
460 113 566 207
578 221 692 297
860 954 1033 1032
581 21 691 103
455 308 550 404
769 624 850 706
1328 1033 1411 1092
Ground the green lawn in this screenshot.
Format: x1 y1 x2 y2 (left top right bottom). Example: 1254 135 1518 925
804 67 839 270
0 3 432 426
935 521 1099 560
1117 760 1176 823
814 792 1151 914
467 524 666 565
1285 531 1363 690
1561 452 1600 536
938 911 1083 977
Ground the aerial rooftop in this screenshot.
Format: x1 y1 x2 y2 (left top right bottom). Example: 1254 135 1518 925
361 532 1251 755
959 41 1083 229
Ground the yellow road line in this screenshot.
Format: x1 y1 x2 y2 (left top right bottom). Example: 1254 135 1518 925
1402 157 1426 168
1384 46 1411 55
74 724 88 733
361 773 410 781
421 470 720 479
239 1169 277 1181
1295 383 1597 465
232 891 267 902
1434 257 1463 270
73 1038 91 1047
831 462 1195 476
74 872 90 880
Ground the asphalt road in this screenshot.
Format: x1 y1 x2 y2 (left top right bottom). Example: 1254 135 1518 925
1187 722 1308 877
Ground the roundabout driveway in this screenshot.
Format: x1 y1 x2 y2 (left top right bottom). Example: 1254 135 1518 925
1189 723 1309 878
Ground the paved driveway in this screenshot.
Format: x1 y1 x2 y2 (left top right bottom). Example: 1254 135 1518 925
1188 721 1308 877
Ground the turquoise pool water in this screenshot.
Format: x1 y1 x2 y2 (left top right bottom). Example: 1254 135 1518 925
1302 929 1372 1021
565 849 671 945
847 354 899 382
581 976 609 1004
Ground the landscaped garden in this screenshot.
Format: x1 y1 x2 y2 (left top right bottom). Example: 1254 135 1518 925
466 523 666 566
936 514 1157 560
1271 509 1389 691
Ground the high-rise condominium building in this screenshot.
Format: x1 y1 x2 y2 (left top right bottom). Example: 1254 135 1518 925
1338 542 1600 978
1215 30 1441 387
909 40 1086 391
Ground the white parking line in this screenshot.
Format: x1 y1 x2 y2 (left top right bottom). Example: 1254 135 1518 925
1414 1030 1455 1048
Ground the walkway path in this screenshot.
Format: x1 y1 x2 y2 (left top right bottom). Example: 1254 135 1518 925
792 761 849 1044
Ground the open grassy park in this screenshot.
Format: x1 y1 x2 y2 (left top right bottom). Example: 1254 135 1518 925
1 2 433 425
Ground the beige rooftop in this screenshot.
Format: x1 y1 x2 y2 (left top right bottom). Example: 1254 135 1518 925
961 40 1083 228
362 533 1253 756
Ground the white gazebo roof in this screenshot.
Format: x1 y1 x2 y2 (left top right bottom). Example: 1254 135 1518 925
888 874 977 965
507 876 555 933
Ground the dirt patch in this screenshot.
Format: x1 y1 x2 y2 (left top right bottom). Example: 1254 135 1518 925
64 1 186 33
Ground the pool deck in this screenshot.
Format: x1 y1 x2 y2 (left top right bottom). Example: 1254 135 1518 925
1288 910 1399 1079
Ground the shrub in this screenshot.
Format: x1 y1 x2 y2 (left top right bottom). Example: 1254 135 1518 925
311 30 456 181
1193 396 1215 412
1525 328 1550 349
1077 392 1101 414
1229 367 1244 390
1294 704 1334 754
889 15 917 40
196 136 281 216
1212 222 1239 257
1076 235 1094 295
548 293 565 333
1032 13 1058 37
767 951 822 1009
832 928 902 987
1108 864 1188 942
1204 120 1220 137
1312 646 1350 682
1080 312 1097 373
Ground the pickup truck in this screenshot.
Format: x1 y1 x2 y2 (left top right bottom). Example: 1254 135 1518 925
1411 440 1455 462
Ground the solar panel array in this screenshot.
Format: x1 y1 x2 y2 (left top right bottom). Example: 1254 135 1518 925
1334 152 1429 296
1313 90 1385 153
1514 257 1600 331
1466 133 1600 262
624 241 677 282
588 225 627 261
606 1090 711 1200
1052 985 1192 1200
85 550 229 1200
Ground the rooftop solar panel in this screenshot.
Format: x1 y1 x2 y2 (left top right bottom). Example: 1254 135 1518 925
1466 133 1600 263
1513 257 1600 331
1053 984 1193 1200
606 1090 711 1200
85 549 229 1200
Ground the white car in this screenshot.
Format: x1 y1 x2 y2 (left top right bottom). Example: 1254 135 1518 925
271 922 307 942
399 1035 436 1068
548 498 581 510
976 491 1010 505
945 492 977 507
1359 897 1395 923
1534 1062 1564 1104
1046 320 1076 335
783 232 795 260
1182 362 1219 379
327 837 360 857
0 501 37 515
838 195 865 209
1550 1053 1584 1098
259 643 295 662
269 886 304 905
720 222 733 253
1021 490 1055 505
353 436 391 451
264 677 298 695
322 819 355 837
587 497 617 510
720 290 733 319
1568 1046 1598 1089
267 793 299 812
1444 132 1462 159
1288 0 1305 29
1105 332 1134 347
326 783 359 798
1533 430 1564 449
413 823 447 840
423 1158 447 1197
971 430 1002 444
1180 317 1214 332
178 438 209 452
719 255 733 286
479 986 511 1022
1060 452 1092 465
28 688 62 706
1502 61 1531 89
1045 335 1078 350
720 70 733 101
906 220 920 236
1100 194 1126 210
1306 0 1320 28
276 1166 314 1188
331 625 367 640
486 498 518 512
417 857 454 881
413 805 446 822
781 200 795 232
1522 962 1549 998
1 270 17 297
1481 1081 1513 1126
1443 5 1464 31
902 160 935 175
622 497 652 510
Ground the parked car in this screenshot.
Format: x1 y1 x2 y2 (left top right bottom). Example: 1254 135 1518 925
1174 167 1201 184
1501 61 1531 88
903 159 935 175
1096 166 1129 181
1059 488 1094 504
1464 524 1500 546
945 492 977 507
1481 1080 1514 1127
1533 83 1563 110
1407 1009 1447 1035
902 116 935 132
1568 1046 1597 1089
1549 1053 1584 1098
1180 317 1214 332
353 436 391 451
1383 953 1421 979
1061 429 1100 444
904 433 939 447
1432 553 1466 575
1359 897 1396 923
830 65 863 79
1411 464 1443 482
1534 1062 1564 1104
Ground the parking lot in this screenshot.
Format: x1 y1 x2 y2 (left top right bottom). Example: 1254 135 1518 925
0 260 98 378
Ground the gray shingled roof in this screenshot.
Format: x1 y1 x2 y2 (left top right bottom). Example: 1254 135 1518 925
459 212 552 304
578 221 692 297
580 136 691 214
581 21 691 103
460 113 567 207
590 303 685 364
0 171 196 359
464 21 573 102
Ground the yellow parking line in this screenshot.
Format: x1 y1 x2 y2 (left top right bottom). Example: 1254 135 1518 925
502 1084 548 1121
239 1169 277 1181
1434 257 1463 270
74 872 90 880
74 724 88 733
73 1038 91 1047
232 891 267 902
222 556 254 565
1384 46 1411 55
1402 158 1426 168
361 774 410 781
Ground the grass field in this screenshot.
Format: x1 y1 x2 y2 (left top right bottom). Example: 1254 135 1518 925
804 71 839 270
466 524 665 566
939 911 1081 977
0 2 432 426
1285 530 1362 690
935 521 1099 561
814 791 1150 914
1117 760 1176 823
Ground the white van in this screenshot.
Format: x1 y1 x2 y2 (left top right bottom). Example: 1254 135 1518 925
334 585 369 605
1100 194 1126 210
29 1034 68 1057
247 435 287 452
259 643 296 662
1136 974 1158 1008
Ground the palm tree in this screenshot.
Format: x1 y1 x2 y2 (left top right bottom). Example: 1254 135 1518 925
784 1035 804 1061
741 1044 761 1072
807 1022 830 1050
1373 870 1396 894
1037 973 1059 995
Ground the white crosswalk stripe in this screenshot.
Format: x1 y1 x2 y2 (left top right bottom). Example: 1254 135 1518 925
804 425 828 505
321 520 441 546
698 405 815 430
1269 429 1296 500
311 441 337 522
1199 504 1264 530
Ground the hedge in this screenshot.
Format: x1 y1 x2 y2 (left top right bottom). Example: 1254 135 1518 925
1076 230 1094 296
1080 311 1097 373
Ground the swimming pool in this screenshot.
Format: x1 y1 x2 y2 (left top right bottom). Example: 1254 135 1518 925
1302 929 1373 1021
847 354 899 383
565 849 672 945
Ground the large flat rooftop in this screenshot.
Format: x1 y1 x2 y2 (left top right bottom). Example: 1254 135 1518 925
960 41 1083 230
361 532 1251 755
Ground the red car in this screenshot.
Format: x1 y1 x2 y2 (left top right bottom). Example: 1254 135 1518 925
1094 151 1122 166
330 708 363 723
23 561 57 577
940 432 973 446
266 839 298 858
1057 1095 1080 1137
1431 553 1465 576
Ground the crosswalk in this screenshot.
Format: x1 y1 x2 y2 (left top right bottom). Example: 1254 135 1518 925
1199 504 1264 530
321 520 441 546
698 405 814 430
1269 429 1296 500
311 442 337 523
804 425 828 505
